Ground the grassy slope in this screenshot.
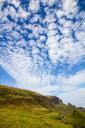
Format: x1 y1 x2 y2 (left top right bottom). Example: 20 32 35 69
0 85 85 128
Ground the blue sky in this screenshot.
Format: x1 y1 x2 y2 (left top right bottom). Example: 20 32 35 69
0 0 85 107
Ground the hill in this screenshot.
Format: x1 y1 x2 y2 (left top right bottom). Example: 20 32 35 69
0 85 85 128
0 85 62 109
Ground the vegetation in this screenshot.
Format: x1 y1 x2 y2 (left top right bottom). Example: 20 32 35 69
0 85 85 128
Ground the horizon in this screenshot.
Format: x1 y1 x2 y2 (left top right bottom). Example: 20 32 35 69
0 0 85 107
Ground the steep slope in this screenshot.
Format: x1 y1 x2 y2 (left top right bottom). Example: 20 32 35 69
0 85 62 108
0 85 85 128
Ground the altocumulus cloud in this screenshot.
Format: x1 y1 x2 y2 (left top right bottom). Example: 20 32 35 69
0 0 85 107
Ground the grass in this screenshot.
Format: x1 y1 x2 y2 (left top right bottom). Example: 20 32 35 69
0 85 85 128
0 107 73 128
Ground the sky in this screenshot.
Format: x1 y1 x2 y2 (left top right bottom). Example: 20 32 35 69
0 0 85 107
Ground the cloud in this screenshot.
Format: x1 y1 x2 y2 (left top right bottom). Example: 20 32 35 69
18 6 28 18
41 0 56 6
47 0 56 6
59 88 85 107
29 0 40 13
26 70 85 96
0 0 84 66
0 0 84 74
62 0 77 14
34 85 60 95
57 70 85 91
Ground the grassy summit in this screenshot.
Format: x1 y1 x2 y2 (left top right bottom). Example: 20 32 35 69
0 85 85 128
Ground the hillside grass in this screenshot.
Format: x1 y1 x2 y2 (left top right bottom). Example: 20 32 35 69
0 106 73 128
0 85 85 128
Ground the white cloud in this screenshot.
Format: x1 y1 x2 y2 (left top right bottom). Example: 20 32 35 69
75 31 85 42
48 22 57 30
47 36 58 63
62 0 77 14
42 70 84 95
59 88 85 107
0 0 85 72
29 0 40 13
0 0 3 11
41 0 56 6
35 85 60 95
33 70 85 95
57 70 85 91
8 0 20 8
18 6 28 18
47 0 56 6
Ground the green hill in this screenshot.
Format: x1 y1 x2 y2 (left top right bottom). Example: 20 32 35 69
0 85 85 128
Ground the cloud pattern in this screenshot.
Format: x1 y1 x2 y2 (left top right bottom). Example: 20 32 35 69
0 0 85 106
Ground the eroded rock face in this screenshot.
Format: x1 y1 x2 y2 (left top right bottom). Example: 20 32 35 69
50 96 63 104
